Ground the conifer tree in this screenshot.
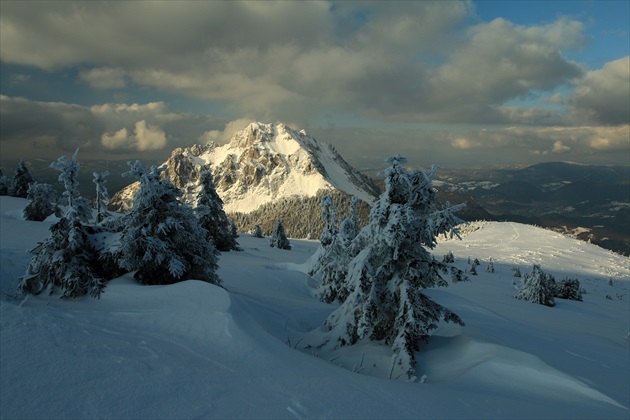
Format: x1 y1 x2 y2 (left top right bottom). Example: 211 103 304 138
117 162 220 285
338 196 360 247
93 171 111 224
51 149 92 224
23 182 58 221
11 159 34 198
515 264 555 307
19 152 103 298
0 169 11 196
554 278 583 301
486 259 495 273
252 224 263 238
195 170 239 251
270 219 291 250
322 155 464 379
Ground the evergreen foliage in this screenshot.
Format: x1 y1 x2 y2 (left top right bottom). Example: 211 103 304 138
0 169 11 196
554 278 583 301
51 150 92 224
443 251 455 263
338 196 360 247
321 155 464 379
310 196 352 303
515 264 556 307
93 171 111 224
469 265 477 275
252 224 264 238
513 267 522 277
229 190 371 239
23 183 58 221
270 219 291 250
117 162 220 285
11 159 34 198
486 259 495 273
450 266 468 283
19 152 104 298
195 170 240 251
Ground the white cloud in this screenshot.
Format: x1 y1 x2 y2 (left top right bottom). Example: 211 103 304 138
79 67 127 89
101 120 166 151
569 56 630 125
199 118 252 144
552 140 570 153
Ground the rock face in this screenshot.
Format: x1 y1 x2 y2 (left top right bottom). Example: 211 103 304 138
110 122 379 215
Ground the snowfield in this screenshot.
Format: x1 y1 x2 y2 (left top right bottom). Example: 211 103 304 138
1 196 628 419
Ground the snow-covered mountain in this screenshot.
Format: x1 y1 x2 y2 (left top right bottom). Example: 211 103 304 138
110 122 379 213
1 196 628 419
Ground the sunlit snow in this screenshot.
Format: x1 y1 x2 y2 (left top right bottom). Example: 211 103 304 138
1 196 628 419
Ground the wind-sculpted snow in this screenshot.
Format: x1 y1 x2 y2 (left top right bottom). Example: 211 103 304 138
1 197 629 419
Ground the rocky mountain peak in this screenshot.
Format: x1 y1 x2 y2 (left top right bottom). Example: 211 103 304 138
110 122 379 216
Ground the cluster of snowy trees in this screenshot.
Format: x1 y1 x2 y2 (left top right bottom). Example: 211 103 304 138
309 155 466 379
0 159 35 198
515 264 583 306
19 151 238 298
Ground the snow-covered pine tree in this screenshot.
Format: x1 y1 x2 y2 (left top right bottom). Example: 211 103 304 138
117 162 220 285
252 224 263 238
443 251 455 263
554 278 583 301
309 196 339 276
486 259 495 273
469 265 478 275
51 150 92 224
270 219 291 250
338 196 360 247
19 153 104 298
195 170 240 251
23 182 58 221
450 266 468 283
513 267 521 277
515 264 555 307
11 159 34 198
93 171 111 224
0 169 11 195
322 155 464 379
310 196 352 303
230 220 239 238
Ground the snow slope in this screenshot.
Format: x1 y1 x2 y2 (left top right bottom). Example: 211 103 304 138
1 197 628 419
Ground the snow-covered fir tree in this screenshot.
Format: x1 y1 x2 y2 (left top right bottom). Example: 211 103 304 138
309 196 339 275
252 224 263 238
93 171 110 224
450 266 468 283
195 170 239 252
338 196 360 247
554 278 583 301
310 196 352 303
321 155 464 379
117 161 220 285
443 251 455 263
11 159 34 198
51 150 92 224
19 153 104 298
270 219 291 250
0 169 11 195
230 220 239 239
513 267 521 277
469 265 478 275
486 259 495 273
23 182 58 221
515 264 555 307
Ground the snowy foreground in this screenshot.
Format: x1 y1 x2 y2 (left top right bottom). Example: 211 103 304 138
1 196 628 419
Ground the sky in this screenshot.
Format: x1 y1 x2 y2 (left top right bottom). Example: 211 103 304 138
0 0 628 170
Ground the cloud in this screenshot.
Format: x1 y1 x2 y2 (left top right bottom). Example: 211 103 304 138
100 120 166 151
79 67 127 89
569 57 630 125
199 118 253 144
0 2 589 124
0 95 224 160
